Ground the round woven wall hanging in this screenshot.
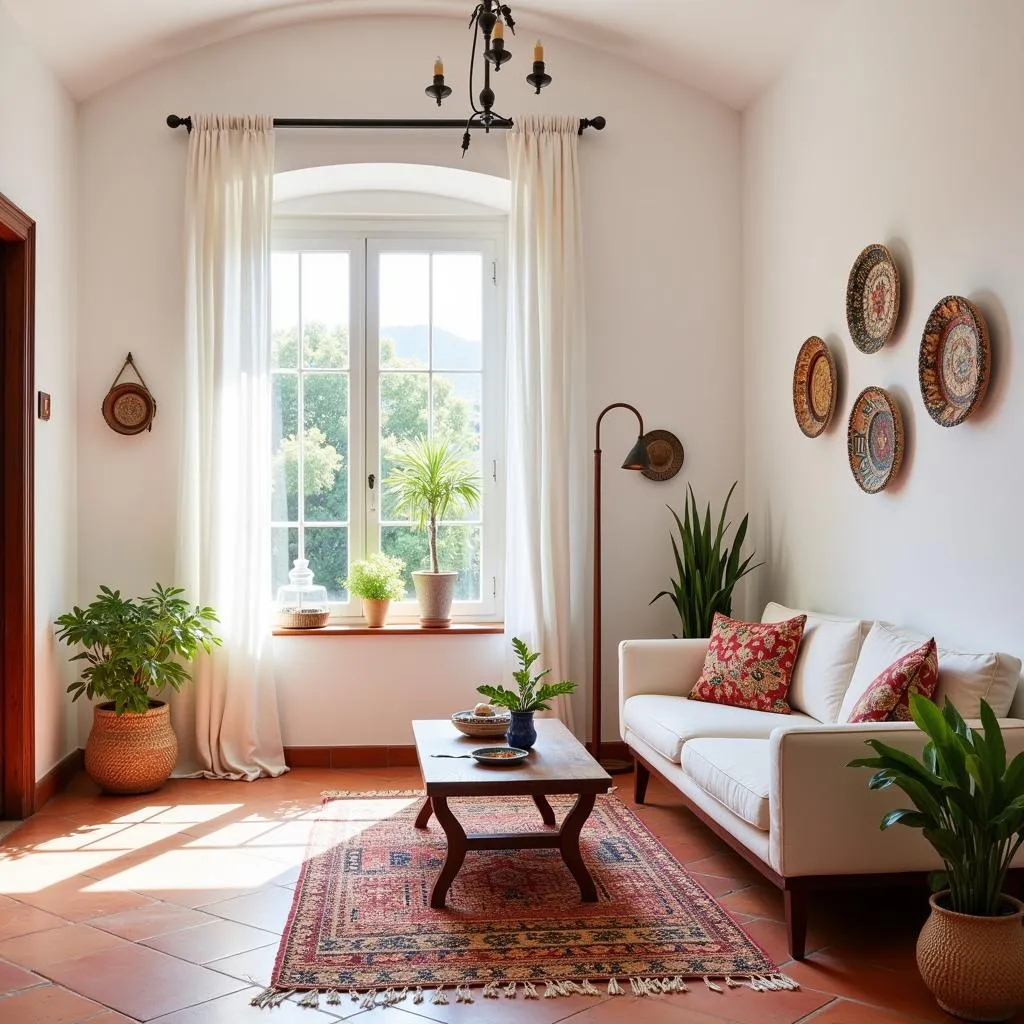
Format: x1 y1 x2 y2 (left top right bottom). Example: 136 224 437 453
792 336 837 437
641 430 684 482
102 353 156 435
919 295 991 428
846 244 901 353
847 386 904 494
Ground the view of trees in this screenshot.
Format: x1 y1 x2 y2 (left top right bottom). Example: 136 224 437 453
271 322 482 602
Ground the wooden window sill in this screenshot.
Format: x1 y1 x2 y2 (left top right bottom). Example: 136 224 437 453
272 622 505 637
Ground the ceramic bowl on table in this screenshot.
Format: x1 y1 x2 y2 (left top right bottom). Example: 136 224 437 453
471 746 529 766
450 709 511 738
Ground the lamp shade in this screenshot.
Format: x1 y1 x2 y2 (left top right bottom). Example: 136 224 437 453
621 435 651 471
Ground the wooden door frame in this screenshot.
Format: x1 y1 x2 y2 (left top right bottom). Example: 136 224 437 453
0 190 35 820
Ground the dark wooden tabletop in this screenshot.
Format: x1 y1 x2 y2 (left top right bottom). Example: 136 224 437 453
412 718 612 797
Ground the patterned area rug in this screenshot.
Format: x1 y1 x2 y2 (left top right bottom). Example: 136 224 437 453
266 790 792 1006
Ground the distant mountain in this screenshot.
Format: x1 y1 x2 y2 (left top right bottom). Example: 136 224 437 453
381 325 481 371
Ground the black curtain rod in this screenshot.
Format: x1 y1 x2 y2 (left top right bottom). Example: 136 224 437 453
165 114 606 135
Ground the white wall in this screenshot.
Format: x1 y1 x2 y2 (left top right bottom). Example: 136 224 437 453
743 0 1024 665
77 15 742 746
0 2 79 779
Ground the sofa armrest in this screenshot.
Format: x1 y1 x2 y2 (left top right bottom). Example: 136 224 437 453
618 638 709 720
768 719 1024 877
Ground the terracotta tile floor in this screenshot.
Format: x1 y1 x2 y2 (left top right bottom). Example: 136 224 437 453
0 767 1015 1023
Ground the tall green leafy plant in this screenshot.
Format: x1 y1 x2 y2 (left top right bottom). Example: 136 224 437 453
849 693 1024 916
650 482 762 638
384 435 481 574
55 584 221 715
476 637 576 712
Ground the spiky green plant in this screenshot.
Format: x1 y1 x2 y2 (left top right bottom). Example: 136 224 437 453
849 693 1024 916
650 482 763 638
476 637 576 712
384 435 481 573
55 584 221 715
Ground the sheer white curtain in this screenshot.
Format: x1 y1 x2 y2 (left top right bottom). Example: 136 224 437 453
504 115 587 730
175 114 288 780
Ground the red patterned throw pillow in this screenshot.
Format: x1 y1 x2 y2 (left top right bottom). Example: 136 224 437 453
848 638 939 723
689 613 807 714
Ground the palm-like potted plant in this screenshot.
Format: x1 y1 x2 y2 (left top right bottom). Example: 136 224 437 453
384 435 481 628
55 584 221 794
476 637 576 750
849 694 1024 1021
343 553 406 628
650 481 763 637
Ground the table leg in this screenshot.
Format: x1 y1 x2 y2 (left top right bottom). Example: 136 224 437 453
429 797 468 909
558 792 598 902
414 796 433 829
532 794 556 827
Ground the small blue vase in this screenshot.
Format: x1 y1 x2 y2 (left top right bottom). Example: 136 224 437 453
506 710 537 750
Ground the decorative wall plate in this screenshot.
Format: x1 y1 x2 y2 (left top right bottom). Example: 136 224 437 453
846 244 901 353
847 387 904 493
102 353 157 435
792 336 837 437
918 295 991 427
641 429 684 481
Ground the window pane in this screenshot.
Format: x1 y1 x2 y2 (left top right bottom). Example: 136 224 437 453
380 254 429 369
381 525 430 586
440 524 481 600
271 527 299 597
379 371 429 521
303 373 348 522
301 253 349 369
432 253 482 370
271 252 299 369
304 527 348 601
271 374 299 522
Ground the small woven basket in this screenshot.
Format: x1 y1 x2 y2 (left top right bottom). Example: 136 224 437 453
277 608 331 629
451 710 512 738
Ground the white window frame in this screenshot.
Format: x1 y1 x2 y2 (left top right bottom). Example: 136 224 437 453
272 217 506 623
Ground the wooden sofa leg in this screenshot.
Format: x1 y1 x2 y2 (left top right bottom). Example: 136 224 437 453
784 888 808 960
633 758 650 804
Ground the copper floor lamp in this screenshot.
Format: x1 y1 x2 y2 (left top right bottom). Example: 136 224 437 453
592 402 651 775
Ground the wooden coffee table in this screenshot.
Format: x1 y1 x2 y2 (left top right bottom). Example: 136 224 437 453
412 718 612 909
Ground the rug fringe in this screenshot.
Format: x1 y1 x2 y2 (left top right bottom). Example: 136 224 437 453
249 972 799 1009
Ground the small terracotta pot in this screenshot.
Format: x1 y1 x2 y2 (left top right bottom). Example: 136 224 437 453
362 598 390 628
84 700 178 795
916 891 1024 1022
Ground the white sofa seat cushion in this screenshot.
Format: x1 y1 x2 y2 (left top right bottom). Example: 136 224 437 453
761 602 867 723
841 622 1023 721
622 693 818 764
683 738 771 831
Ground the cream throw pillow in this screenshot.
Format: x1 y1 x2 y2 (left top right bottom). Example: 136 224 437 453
761 602 867 723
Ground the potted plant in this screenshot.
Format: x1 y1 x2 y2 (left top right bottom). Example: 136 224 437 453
650 481 763 638
55 584 221 794
849 694 1024 1021
384 435 481 628
476 637 576 749
343 552 406 628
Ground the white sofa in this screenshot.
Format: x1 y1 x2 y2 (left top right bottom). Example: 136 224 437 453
619 602 1024 959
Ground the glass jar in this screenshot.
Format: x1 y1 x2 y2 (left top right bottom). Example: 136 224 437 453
275 558 330 628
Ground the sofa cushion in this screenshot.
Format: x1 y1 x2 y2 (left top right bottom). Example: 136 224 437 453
689 612 807 715
682 738 770 831
848 638 938 723
622 693 818 764
761 602 867 723
841 622 1022 721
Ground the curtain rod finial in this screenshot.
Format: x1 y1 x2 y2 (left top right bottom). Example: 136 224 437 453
166 114 193 132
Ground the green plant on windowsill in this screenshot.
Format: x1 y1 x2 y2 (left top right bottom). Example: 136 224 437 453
476 637 576 712
650 481 763 638
342 553 407 601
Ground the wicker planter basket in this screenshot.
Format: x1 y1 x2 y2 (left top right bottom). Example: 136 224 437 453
917 892 1024 1021
85 700 178 795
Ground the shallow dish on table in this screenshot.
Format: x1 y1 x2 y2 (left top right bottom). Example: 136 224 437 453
451 709 511 738
471 746 529 766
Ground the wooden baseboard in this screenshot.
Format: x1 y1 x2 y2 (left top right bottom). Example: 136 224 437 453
35 748 84 810
283 745 420 769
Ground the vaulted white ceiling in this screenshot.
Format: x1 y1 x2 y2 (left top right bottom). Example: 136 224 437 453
2 0 838 109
